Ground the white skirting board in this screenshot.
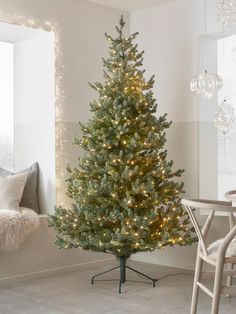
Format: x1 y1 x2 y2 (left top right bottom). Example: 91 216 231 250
0 258 114 285
0 215 111 283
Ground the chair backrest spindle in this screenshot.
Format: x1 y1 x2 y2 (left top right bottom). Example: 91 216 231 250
182 202 211 257
225 190 236 229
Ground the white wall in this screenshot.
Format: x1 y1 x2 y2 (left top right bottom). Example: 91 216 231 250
131 0 226 269
14 32 55 214
198 36 218 199
0 0 130 280
0 216 113 281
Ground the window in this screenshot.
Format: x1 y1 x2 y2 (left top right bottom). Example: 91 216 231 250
0 42 14 170
217 35 236 199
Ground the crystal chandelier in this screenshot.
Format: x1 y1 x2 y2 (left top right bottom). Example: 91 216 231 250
217 0 236 28
190 70 223 99
214 99 235 133
190 0 223 99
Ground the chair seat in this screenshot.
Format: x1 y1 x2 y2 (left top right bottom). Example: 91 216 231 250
207 238 236 261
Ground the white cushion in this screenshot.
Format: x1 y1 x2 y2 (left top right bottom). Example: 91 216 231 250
0 173 27 211
207 238 236 260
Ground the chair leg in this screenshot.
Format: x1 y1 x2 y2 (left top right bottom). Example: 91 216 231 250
226 263 233 298
227 263 233 286
211 259 224 314
227 213 234 295
190 255 203 314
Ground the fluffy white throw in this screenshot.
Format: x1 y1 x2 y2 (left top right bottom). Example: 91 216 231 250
207 238 236 260
0 208 39 253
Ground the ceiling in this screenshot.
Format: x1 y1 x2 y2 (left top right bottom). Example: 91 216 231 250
84 0 174 12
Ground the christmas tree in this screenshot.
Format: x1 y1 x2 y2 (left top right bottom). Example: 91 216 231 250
49 16 195 292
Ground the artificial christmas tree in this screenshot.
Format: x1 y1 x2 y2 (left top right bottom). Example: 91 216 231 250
49 16 195 293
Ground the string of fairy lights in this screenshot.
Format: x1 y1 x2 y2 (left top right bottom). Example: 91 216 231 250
58 209 186 250
0 10 68 207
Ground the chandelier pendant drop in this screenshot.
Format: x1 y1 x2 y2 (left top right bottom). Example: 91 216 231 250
190 69 223 99
217 0 236 28
190 0 223 99
214 99 235 134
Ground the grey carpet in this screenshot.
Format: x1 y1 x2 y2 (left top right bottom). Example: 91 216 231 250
0 260 235 314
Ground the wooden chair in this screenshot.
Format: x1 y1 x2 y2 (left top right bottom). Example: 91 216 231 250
225 190 236 204
224 190 236 287
181 199 236 314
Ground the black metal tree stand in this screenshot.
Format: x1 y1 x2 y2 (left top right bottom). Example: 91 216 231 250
91 256 157 293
